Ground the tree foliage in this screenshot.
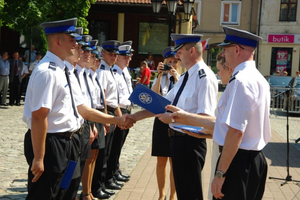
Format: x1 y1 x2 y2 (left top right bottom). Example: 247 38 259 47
0 0 96 51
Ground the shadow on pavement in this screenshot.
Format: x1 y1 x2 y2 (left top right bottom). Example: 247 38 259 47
263 142 300 168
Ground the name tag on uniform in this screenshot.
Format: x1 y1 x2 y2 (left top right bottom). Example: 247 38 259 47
172 125 207 135
129 83 171 114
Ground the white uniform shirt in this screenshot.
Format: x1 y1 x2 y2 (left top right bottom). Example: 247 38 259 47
166 59 218 132
23 51 80 132
76 64 89 107
65 61 85 126
96 60 119 108
29 60 40 72
112 64 131 107
85 68 97 108
152 73 179 97
21 64 29 75
123 67 133 93
213 61 271 151
90 70 105 109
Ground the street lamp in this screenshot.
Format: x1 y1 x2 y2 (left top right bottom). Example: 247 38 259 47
151 0 195 45
151 0 163 14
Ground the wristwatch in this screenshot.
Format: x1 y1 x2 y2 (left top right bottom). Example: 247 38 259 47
215 170 226 178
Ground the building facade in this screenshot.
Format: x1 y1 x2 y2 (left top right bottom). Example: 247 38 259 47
259 0 300 76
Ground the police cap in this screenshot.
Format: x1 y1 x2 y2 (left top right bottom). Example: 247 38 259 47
218 26 263 48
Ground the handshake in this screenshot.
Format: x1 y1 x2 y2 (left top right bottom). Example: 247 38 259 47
117 114 137 130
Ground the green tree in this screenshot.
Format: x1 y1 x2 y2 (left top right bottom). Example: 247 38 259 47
0 0 96 52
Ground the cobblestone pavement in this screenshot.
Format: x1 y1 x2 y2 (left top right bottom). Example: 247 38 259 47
0 92 300 199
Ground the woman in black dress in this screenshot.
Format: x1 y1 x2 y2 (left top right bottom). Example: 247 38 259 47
151 47 181 200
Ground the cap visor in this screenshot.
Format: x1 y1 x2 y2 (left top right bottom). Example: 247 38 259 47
172 44 184 52
82 46 93 51
217 42 232 47
69 32 80 37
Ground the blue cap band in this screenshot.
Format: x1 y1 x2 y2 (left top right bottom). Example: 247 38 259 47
164 51 176 58
91 46 96 50
103 45 119 50
175 37 201 46
119 50 130 54
75 35 82 41
225 35 257 47
44 25 76 34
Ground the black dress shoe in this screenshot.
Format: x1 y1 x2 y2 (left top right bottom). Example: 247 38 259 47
16 103 20 106
105 182 122 190
114 180 124 187
1 103 8 106
120 173 131 178
102 188 115 195
93 191 111 199
115 174 129 182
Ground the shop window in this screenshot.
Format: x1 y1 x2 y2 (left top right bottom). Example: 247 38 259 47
279 0 297 21
220 1 241 25
88 20 110 45
270 48 293 75
138 22 168 55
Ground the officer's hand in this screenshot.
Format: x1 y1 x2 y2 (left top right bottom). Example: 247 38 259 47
104 124 110 136
169 68 178 82
211 176 225 199
118 114 135 129
89 128 95 145
93 126 98 140
31 158 44 182
157 62 164 74
155 113 172 124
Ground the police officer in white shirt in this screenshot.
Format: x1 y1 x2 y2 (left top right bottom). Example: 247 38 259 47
106 45 133 186
211 27 271 200
93 40 124 194
23 19 133 200
23 18 83 200
128 34 218 200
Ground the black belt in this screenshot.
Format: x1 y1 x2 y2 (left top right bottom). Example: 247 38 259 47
218 146 261 154
0 75 8 77
120 105 131 112
48 126 84 139
107 105 116 113
168 128 186 137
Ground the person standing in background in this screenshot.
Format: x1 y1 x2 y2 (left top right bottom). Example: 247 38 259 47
24 45 36 63
139 61 151 87
0 51 10 106
29 51 43 74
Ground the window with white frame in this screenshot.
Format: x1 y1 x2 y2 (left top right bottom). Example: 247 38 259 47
220 1 241 25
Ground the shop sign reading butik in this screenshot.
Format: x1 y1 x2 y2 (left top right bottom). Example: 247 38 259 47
268 34 300 44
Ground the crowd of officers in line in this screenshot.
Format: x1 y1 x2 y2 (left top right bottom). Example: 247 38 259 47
22 16 271 200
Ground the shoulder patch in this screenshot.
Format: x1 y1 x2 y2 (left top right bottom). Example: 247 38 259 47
229 71 239 83
48 62 57 71
198 69 206 79
100 65 105 70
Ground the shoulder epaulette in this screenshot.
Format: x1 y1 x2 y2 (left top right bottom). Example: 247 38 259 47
100 65 105 70
198 69 206 79
48 62 57 71
112 69 117 73
229 71 239 83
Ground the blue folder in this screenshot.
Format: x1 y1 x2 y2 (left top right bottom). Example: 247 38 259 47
60 160 77 189
172 125 208 135
129 83 171 114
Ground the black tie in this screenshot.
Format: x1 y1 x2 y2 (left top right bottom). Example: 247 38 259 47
168 76 175 92
74 68 81 88
122 72 131 94
83 71 94 108
172 71 188 106
64 67 79 118
110 68 119 103
95 76 106 108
